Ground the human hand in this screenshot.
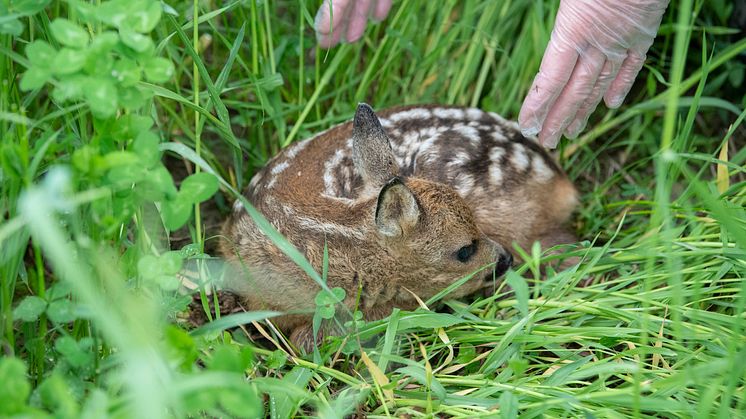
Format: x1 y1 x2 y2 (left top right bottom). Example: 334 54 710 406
519 0 670 148
314 0 392 48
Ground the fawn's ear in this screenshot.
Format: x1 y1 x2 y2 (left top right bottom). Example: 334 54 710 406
352 103 398 186
375 177 421 237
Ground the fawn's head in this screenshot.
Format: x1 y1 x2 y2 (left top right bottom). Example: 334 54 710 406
353 104 513 298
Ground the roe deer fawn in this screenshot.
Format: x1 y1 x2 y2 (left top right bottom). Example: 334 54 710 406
220 103 577 349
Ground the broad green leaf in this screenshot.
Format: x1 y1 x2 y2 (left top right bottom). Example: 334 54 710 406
112 58 140 87
53 75 87 102
95 0 131 28
83 49 113 76
20 66 50 91
265 349 287 370
0 18 23 36
505 270 529 317
102 151 139 168
89 31 119 53
47 299 77 323
0 357 30 414
11 0 52 15
13 295 47 322
66 0 96 21
25 40 56 67
107 163 148 186
318 304 335 319
143 56 174 83
119 27 153 53
161 196 192 231
124 1 162 33
54 336 91 368
155 274 180 291
39 374 79 417
207 344 253 373
84 78 118 118
131 131 160 167
112 114 153 139
52 47 87 75
160 251 183 275
179 172 218 203
50 18 89 48
183 390 219 415
80 389 108 419
271 366 312 419
220 386 263 419
118 85 149 111
137 254 161 280
146 165 177 198
47 282 72 300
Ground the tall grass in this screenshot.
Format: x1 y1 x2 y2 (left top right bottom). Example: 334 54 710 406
1 0 745 417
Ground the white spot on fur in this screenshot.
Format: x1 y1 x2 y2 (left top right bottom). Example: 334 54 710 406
511 144 529 171
489 165 503 185
532 156 554 182
490 131 507 142
233 199 244 212
388 108 432 122
249 170 264 189
452 124 480 143
286 138 311 159
379 118 394 129
488 147 505 185
465 108 484 121
433 107 465 119
489 147 505 162
271 161 289 175
323 149 347 196
296 216 366 240
454 173 475 195
487 111 509 124
449 151 471 168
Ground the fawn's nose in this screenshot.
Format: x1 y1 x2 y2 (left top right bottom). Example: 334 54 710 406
495 252 513 277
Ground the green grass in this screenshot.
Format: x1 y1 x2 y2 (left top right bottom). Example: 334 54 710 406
1 0 745 417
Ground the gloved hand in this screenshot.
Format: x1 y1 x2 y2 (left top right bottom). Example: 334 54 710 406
315 0 392 48
519 0 670 148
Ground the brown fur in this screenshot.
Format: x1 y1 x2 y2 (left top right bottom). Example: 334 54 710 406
220 104 577 350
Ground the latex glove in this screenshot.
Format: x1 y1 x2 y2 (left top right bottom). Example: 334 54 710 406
519 0 670 148
315 0 392 48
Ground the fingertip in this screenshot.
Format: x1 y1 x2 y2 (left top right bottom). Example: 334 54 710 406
372 0 392 21
565 121 583 139
518 109 541 137
539 128 561 149
345 25 365 43
604 93 625 109
520 125 540 138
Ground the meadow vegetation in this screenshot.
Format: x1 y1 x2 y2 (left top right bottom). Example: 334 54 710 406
0 0 745 417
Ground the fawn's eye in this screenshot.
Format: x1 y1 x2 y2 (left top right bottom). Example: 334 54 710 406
455 240 478 263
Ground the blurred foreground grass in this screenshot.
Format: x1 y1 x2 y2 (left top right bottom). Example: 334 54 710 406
1 0 745 417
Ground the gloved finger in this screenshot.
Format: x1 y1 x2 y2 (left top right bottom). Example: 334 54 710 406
518 41 579 138
315 0 352 48
346 0 373 43
604 49 646 109
538 47 606 148
372 0 393 22
565 58 621 138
